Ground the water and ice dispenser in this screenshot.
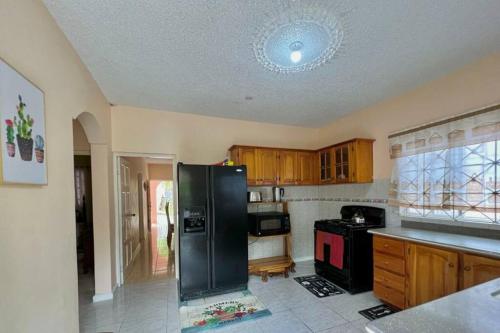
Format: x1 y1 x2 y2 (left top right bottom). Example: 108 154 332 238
183 207 206 233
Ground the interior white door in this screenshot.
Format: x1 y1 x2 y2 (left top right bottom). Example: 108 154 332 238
120 158 134 275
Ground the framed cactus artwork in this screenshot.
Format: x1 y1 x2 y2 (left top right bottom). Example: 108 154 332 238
0 58 46 185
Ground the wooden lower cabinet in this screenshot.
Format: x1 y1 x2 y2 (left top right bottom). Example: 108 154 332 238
372 236 406 309
407 243 458 307
374 281 405 309
463 253 500 289
372 235 500 310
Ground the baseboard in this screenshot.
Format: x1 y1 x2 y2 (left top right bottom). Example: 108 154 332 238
93 292 113 303
293 256 314 263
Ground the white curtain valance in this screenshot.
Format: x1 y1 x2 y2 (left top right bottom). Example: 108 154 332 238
389 104 500 159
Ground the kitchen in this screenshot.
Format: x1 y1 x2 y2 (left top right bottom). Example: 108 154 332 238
177 129 500 332
4 2 500 333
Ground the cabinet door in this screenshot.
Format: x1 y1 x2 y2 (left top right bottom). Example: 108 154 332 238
334 144 350 183
256 149 277 185
278 150 297 185
407 244 458 307
319 149 332 183
297 151 315 185
463 254 500 289
239 148 257 185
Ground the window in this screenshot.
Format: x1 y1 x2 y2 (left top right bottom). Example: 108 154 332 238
389 105 500 225
394 141 498 224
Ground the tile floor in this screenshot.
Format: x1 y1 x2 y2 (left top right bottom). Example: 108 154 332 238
79 218 380 332
79 258 380 332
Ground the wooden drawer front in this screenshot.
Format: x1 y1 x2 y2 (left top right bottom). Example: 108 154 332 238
374 281 405 309
374 252 405 275
374 236 405 257
374 267 405 292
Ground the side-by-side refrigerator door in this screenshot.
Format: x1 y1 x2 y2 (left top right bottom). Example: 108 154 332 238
210 166 248 289
178 164 210 299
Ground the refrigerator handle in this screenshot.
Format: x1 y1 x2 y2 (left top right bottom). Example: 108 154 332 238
209 167 216 288
206 167 213 289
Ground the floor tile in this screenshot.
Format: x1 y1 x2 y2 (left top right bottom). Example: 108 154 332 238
291 302 347 332
80 243 382 333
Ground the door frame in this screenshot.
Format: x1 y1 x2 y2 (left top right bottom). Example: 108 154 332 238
113 152 177 286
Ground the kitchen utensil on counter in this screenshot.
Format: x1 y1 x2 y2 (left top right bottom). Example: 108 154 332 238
352 210 365 224
247 191 262 203
272 187 284 202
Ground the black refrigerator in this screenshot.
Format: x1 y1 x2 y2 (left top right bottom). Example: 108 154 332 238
178 163 248 301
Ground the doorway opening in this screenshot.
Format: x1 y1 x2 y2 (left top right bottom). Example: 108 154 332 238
149 179 175 275
72 120 95 302
115 155 176 284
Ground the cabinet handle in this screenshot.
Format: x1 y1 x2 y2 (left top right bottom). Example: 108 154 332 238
448 263 455 268
383 244 389 248
464 266 471 271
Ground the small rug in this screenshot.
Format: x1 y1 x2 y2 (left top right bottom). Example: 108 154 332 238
179 293 271 332
294 275 345 298
359 304 399 321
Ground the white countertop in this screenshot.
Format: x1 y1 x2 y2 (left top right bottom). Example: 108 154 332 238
368 227 500 258
365 278 500 333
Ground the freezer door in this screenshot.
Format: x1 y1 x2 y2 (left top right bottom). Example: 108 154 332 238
210 166 248 289
178 164 210 296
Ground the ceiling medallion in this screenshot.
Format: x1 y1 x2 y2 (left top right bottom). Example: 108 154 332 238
253 1 346 74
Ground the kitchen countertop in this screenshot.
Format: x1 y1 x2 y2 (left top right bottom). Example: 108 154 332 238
368 226 500 258
365 278 500 333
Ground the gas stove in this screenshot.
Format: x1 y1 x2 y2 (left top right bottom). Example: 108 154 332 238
315 218 379 228
314 205 386 294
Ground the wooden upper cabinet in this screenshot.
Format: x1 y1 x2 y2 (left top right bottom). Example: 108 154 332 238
333 143 351 183
407 243 458 307
278 150 298 185
319 148 333 183
230 147 258 185
350 138 374 183
297 151 316 185
229 138 373 186
463 253 500 289
319 139 374 184
255 148 277 185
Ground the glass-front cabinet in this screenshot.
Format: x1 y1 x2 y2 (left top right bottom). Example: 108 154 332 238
334 144 351 182
319 148 332 183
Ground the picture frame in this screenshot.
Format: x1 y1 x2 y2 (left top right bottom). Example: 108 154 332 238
0 57 47 185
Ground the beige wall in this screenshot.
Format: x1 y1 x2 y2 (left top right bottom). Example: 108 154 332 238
0 1 111 332
148 163 173 180
317 53 500 180
111 106 320 163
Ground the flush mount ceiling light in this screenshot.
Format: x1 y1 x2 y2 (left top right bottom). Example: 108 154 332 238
253 1 346 74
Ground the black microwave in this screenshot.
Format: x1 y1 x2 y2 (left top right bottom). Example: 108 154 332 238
248 212 290 236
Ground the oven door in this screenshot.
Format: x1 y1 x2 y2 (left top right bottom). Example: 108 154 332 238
258 217 285 236
314 229 351 283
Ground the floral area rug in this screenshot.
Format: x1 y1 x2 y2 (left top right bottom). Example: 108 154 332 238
179 293 271 332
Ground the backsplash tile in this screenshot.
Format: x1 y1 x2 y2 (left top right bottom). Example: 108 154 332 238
247 179 399 260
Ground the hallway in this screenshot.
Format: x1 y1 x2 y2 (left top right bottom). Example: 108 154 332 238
126 213 175 283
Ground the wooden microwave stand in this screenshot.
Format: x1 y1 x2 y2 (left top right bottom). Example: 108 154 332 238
248 233 295 282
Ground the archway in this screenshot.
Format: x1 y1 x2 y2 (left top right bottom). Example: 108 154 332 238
73 112 114 303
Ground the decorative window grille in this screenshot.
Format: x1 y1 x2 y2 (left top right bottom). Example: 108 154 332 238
389 104 500 224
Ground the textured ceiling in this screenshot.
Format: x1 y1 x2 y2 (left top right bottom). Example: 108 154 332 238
43 0 500 127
